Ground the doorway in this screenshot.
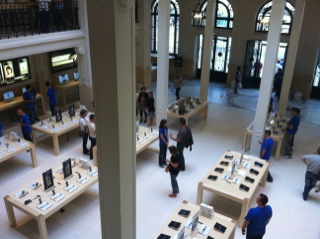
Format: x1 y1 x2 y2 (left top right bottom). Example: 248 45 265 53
243 40 288 88
310 50 320 99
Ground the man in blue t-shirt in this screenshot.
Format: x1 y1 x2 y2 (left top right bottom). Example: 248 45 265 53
23 84 38 124
45 81 57 116
17 109 32 142
260 130 274 182
242 193 272 239
284 107 300 158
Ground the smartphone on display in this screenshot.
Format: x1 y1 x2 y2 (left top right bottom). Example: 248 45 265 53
254 161 263 168
207 175 217 181
239 184 250 192
250 168 259 175
178 209 191 217
213 222 227 233
220 161 229 166
245 176 255 183
168 220 181 230
214 167 224 173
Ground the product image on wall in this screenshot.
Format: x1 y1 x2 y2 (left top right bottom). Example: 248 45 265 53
0 57 31 87
4 61 15 81
50 48 78 73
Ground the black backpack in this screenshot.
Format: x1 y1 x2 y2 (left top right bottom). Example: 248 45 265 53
185 126 194 151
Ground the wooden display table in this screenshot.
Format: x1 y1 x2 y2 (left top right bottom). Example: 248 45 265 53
92 126 158 166
4 161 98 239
0 137 37 168
197 151 268 227
167 98 208 124
55 81 80 108
242 118 287 160
155 200 236 239
31 110 82 156
0 93 44 112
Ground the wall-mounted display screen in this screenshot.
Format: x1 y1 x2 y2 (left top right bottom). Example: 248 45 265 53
0 57 31 87
50 48 78 73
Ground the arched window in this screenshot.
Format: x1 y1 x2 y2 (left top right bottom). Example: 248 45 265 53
199 0 234 29
151 0 180 55
255 1 295 35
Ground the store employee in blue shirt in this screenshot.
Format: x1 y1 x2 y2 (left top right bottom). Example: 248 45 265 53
242 193 272 239
17 109 32 142
45 81 57 116
260 130 274 182
284 107 300 158
23 84 38 124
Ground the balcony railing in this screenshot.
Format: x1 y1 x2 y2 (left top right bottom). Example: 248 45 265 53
0 1 79 39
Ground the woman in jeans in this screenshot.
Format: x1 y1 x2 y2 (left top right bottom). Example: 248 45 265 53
166 146 181 197
159 119 168 168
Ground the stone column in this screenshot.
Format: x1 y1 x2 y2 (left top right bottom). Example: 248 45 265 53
250 0 285 156
87 0 136 238
200 0 215 101
156 0 170 124
278 0 306 115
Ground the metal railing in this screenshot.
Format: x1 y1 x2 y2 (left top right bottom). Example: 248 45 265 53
0 1 79 39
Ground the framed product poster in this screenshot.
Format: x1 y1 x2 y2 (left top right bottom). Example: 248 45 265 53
18 58 29 76
3 61 15 81
42 169 54 191
0 63 4 82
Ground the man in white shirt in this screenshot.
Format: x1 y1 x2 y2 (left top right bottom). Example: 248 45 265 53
88 114 96 160
79 109 89 155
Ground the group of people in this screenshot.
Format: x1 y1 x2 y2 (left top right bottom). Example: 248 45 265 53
137 87 155 126
158 117 193 198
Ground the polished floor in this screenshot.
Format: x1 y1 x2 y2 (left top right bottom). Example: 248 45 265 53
0 81 320 239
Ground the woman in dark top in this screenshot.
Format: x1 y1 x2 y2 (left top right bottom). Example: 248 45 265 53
146 91 155 126
138 87 148 123
166 145 180 197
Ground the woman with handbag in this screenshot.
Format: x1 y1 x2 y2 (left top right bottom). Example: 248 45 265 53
166 145 181 198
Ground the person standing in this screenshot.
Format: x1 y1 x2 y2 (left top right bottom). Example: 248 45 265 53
159 119 169 168
234 66 242 94
79 109 89 155
23 84 38 124
273 68 283 98
170 117 188 171
146 91 155 126
17 109 32 142
283 107 300 158
300 147 320 201
166 145 181 198
260 130 274 182
138 87 148 123
242 193 272 239
174 73 183 100
87 114 96 160
45 81 57 116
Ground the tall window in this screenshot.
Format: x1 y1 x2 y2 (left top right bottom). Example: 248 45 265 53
151 0 180 55
200 0 234 29
255 1 295 35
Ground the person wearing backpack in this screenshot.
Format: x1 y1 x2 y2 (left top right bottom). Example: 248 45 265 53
170 118 193 171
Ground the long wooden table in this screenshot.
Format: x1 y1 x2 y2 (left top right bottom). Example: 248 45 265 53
155 200 236 239
167 98 208 124
0 136 37 167
242 118 287 160
197 151 268 227
4 161 98 239
92 126 159 166
31 110 82 155
0 93 44 112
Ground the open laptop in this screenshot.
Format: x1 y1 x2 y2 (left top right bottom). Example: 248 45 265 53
22 87 27 94
3 90 15 102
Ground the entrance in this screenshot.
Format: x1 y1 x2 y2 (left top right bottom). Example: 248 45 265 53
310 50 320 99
197 35 232 83
243 40 288 88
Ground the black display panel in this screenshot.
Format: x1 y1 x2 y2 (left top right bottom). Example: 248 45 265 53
0 57 31 87
50 48 78 73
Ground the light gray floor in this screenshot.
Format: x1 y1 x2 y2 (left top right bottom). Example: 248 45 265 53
1 81 320 239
